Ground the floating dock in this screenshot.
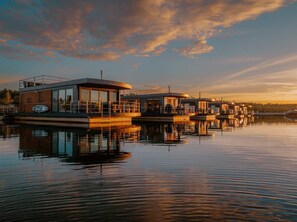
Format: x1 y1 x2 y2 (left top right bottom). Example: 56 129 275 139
132 115 189 123
190 115 216 121
14 113 140 128
216 114 235 119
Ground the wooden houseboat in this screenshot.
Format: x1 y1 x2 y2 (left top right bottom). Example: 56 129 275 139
122 92 190 122
181 98 216 120
16 75 141 127
209 101 234 119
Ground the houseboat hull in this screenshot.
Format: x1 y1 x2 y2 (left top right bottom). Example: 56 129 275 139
216 114 235 119
190 114 216 121
132 115 189 123
14 112 141 128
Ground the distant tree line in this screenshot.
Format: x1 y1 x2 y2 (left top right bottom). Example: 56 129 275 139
247 103 297 113
0 88 19 105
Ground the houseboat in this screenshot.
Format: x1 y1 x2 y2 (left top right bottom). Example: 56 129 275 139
209 101 234 119
122 92 190 122
16 75 141 127
181 98 216 120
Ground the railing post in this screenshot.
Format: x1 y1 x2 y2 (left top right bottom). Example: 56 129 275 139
101 101 103 117
109 101 111 117
86 101 89 113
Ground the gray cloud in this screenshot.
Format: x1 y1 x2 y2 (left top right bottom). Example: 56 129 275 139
0 0 287 60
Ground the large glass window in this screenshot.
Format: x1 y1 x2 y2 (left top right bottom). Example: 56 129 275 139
59 89 66 112
52 90 58 112
100 91 108 103
91 90 99 103
110 91 117 102
66 89 73 112
81 89 89 102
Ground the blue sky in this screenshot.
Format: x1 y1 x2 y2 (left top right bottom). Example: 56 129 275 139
0 0 297 102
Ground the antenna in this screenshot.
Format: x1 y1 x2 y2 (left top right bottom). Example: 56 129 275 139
100 70 103 79
168 85 171 93
199 92 201 99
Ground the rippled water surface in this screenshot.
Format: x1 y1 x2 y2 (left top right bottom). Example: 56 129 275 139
1 117 297 221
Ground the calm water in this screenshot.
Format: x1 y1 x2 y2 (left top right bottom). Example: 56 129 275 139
0 117 297 221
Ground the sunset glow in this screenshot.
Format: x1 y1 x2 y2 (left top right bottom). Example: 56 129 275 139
0 0 296 102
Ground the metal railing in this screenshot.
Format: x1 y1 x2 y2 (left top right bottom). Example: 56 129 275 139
21 100 140 116
145 105 187 115
19 75 72 89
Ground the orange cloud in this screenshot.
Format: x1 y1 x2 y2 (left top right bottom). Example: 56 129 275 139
0 0 287 60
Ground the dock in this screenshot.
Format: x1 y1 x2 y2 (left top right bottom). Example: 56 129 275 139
14 112 140 128
216 114 235 119
132 115 189 123
190 114 216 121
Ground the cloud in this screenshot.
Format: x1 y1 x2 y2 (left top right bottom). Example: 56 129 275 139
0 43 56 60
192 55 297 101
227 54 297 79
0 0 287 60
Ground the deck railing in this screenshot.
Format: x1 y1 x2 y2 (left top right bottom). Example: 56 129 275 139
19 75 71 89
21 100 140 116
144 105 187 115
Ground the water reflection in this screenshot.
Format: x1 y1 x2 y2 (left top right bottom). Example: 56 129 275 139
1 117 297 221
19 126 140 164
0 122 19 139
139 123 187 145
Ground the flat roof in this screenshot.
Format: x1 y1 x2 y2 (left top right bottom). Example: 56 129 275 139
122 92 189 99
182 98 214 102
20 78 132 92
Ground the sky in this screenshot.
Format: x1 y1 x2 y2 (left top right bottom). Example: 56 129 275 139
0 0 297 103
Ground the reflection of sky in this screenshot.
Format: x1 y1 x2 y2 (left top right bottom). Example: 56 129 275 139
0 120 297 220
0 1 297 102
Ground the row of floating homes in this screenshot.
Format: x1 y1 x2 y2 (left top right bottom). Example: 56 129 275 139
14 75 253 127
181 98 250 120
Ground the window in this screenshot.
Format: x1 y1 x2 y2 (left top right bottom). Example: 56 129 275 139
52 90 58 112
59 89 66 112
81 89 89 102
91 90 99 103
100 91 108 103
66 89 73 112
27 97 32 103
111 91 117 102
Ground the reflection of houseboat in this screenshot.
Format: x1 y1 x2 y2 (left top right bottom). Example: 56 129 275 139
122 93 189 122
0 123 19 138
184 121 214 137
16 75 141 128
285 110 297 118
140 123 187 144
181 98 216 121
19 125 140 164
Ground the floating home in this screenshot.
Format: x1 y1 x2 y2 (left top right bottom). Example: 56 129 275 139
16 75 141 127
181 98 216 120
209 101 234 119
122 92 190 122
